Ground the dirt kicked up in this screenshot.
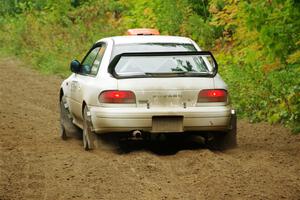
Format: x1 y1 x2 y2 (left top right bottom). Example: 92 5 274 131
0 58 300 200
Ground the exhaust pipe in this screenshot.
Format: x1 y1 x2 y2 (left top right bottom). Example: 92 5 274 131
132 130 142 138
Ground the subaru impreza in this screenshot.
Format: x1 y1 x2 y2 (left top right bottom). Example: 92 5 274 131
59 29 237 150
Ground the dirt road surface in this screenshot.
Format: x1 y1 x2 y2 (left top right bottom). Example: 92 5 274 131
0 58 300 200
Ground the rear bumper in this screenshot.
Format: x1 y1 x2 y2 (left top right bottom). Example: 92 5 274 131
89 106 232 134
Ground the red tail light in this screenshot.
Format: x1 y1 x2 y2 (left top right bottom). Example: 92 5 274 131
99 90 136 104
198 89 227 102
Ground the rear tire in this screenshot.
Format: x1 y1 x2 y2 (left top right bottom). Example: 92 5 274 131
83 106 98 151
60 97 81 140
206 114 237 150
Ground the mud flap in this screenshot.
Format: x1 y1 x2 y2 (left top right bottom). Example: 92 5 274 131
206 110 237 150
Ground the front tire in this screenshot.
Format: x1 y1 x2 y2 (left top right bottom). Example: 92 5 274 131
60 124 67 140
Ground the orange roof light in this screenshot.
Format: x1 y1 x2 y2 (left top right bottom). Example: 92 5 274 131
127 28 160 36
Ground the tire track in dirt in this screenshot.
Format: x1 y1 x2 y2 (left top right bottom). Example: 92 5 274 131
0 58 300 200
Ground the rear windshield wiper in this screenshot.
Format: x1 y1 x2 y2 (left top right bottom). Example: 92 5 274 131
144 72 189 77
181 71 213 76
145 71 212 77
116 71 213 78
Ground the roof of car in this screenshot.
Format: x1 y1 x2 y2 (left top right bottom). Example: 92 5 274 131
97 35 194 45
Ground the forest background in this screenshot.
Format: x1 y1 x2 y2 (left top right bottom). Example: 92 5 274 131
0 0 299 132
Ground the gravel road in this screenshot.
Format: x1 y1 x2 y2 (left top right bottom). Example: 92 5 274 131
0 58 300 200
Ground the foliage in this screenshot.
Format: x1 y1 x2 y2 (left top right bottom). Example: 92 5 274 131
209 0 300 132
0 0 124 76
0 0 299 132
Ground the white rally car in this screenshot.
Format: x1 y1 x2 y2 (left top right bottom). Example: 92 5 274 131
59 29 237 151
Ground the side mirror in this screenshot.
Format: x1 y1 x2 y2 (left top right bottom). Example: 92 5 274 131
70 60 81 73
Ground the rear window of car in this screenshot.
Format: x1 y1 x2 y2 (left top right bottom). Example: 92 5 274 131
109 51 218 78
111 43 197 59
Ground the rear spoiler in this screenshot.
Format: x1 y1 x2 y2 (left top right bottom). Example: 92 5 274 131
107 51 218 78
